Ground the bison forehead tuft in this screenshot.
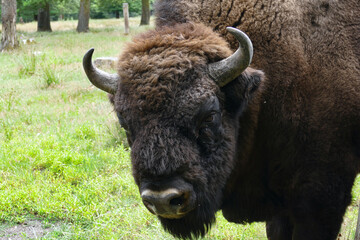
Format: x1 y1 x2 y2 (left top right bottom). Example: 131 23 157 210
116 23 232 113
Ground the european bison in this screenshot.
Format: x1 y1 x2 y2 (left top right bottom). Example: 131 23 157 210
83 0 360 239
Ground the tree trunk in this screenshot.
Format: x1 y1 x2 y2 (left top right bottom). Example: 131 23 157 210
77 0 90 32
0 0 18 51
140 0 150 25
37 2 52 32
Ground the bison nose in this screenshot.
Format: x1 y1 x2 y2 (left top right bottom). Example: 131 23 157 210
141 188 192 219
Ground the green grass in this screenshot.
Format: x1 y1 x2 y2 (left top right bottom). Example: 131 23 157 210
0 18 359 239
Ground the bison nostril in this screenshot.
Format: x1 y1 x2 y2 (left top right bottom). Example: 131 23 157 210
141 188 194 218
142 200 156 214
143 200 153 207
169 194 185 206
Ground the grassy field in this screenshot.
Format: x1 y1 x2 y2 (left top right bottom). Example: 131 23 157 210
0 17 359 239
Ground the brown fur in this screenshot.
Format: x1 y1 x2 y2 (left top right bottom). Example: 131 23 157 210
117 24 231 114
107 1 360 239
113 22 266 238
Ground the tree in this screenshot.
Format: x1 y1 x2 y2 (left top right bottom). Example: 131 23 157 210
37 1 52 31
55 0 80 20
89 0 153 19
17 0 79 22
18 0 74 31
0 0 19 51
17 0 53 31
77 0 90 32
91 0 123 19
140 0 150 25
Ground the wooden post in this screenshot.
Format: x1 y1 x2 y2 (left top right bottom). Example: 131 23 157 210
123 3 129 34
355 204 360 240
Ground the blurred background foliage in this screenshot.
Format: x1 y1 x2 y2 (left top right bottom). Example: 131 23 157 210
0 0 154 23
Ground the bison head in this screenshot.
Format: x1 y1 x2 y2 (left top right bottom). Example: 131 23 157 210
83 23 264 238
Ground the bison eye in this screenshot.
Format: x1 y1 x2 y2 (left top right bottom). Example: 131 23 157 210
193 97 222 145
197 111 222 145
200 111 220 126
203 112 216 123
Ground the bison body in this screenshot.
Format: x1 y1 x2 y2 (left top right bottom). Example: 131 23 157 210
83 0 360 239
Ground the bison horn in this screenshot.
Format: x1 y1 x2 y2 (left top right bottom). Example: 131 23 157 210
208 27 253 87
83 48 119 94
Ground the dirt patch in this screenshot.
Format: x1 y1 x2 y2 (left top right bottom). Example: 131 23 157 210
0 220 55 240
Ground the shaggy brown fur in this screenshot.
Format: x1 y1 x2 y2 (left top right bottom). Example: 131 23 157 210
117 24 231 114
154 2 360 237
105 1 360 239
113 22 265 238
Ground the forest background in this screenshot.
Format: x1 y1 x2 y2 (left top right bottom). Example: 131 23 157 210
1 0 151 22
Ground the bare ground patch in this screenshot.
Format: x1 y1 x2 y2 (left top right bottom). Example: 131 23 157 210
0 220 59 240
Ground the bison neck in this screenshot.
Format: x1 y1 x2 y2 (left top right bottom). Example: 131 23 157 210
221 87 285 223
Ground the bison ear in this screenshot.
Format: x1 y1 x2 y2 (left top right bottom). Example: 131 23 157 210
222 67 265 115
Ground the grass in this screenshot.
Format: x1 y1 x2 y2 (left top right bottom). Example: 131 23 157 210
0 17 359 239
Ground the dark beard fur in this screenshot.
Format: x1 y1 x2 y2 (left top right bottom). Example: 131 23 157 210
159 194 219 239
159 210 215 239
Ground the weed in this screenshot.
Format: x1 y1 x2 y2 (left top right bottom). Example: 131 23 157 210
0 119 15 141
0 89 17 112
41 64 60 87
17 50 62 88
39 55 61 88
18 52 37 77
